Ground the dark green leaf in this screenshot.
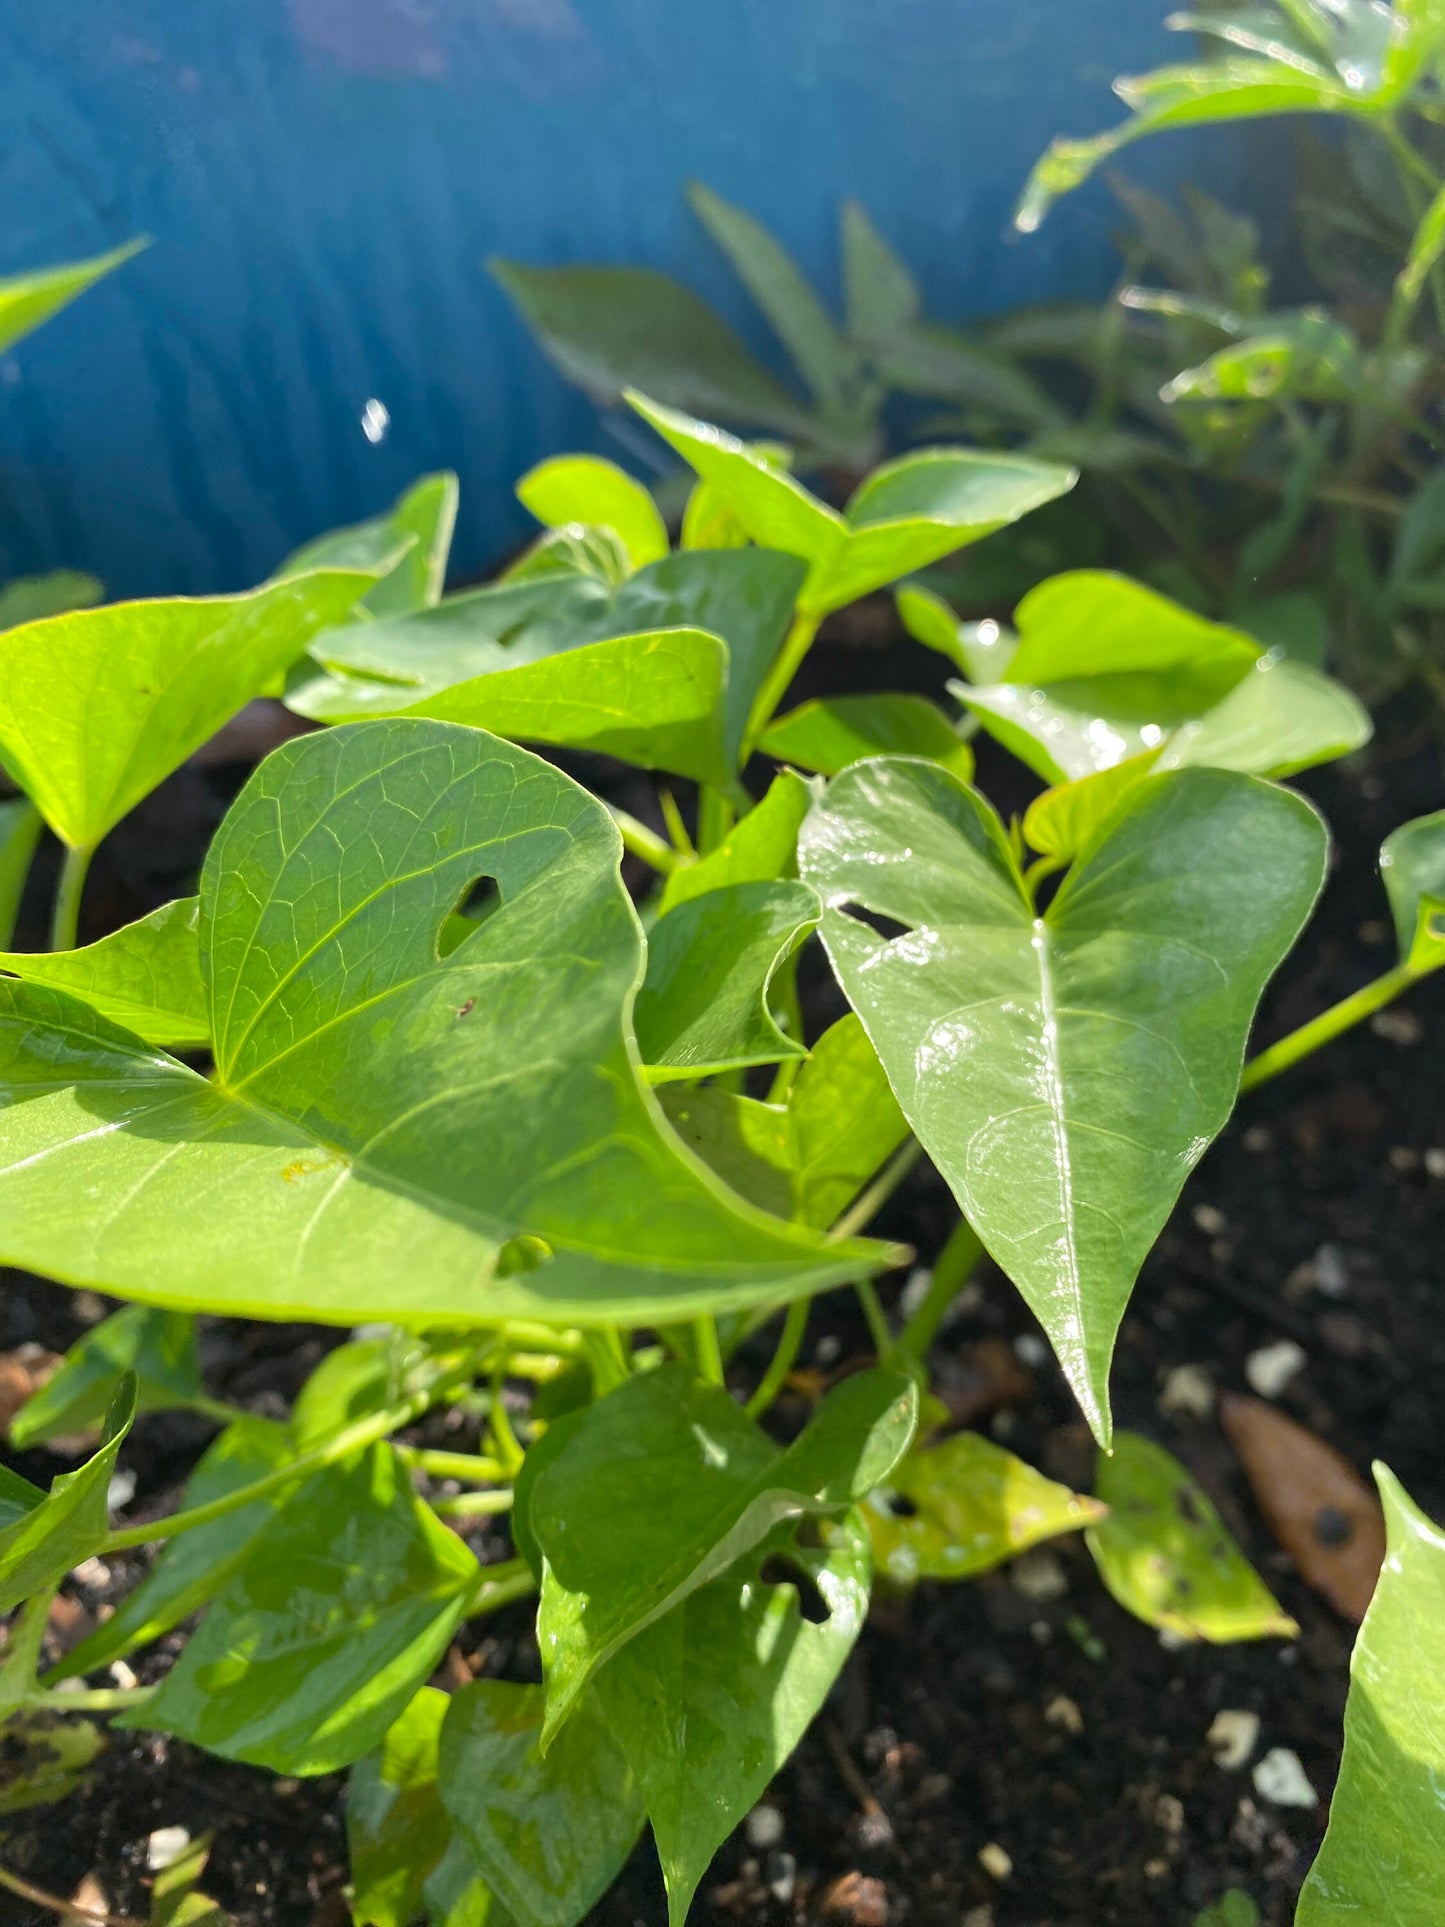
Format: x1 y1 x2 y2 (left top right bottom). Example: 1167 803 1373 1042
8 1304 201 1448
0 898 207 1049
762 692 973 779
0 800 43 950
0 1376 136 1613
841 201 919 345
798 762 1327 1440
349 1687 454 1927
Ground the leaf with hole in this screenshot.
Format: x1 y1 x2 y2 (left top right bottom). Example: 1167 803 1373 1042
0 1375 135 1614
0 898 207 1049
798 759 1327 1441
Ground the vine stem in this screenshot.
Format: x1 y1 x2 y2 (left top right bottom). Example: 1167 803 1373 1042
607 805 677 874
20 1684 156 1715
827 1140 923 1242
1239 959 1434 1094
693 1314 725 1386
745 1299 809 1418
396 1446 508 1484
0 1865 142 1927
0 800 43 948
50 841 96 951
897 1216 986 1364
462 1557 536 1616
742 608 823 757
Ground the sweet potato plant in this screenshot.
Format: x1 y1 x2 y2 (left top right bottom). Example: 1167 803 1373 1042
0 386 1443 1925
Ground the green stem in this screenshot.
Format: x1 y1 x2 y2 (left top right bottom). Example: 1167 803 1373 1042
397 1446 508 1484
827 1139 923 1242
658 788 696 859
696 786 734 856
854 1278 895 1361
581 1328 631 1394
745 1299 809 1419
607 805 677 874
0 1862 143 1926
897 1216 985 1364
431 1488 515 1518
19 1683 156 1715
742 608 822 757
693 1314 725 1387
486 1362 525 1476
49 841 96 952
463 1556 537 1616
1239 959 1433 1094
0 800 43 949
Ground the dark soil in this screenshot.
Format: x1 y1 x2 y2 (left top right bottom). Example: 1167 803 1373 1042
1 609 1442 1927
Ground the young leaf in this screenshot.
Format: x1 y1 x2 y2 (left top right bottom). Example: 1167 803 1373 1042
516 456 669 570
0 722 886 1328
503 523 632 587
0 898 207 1049
49 1416 294 1683
594 1511 872 1926
279 473 459 617
660 770 812 913
122 1444 477 1774
532 1363 916 1741
0 570 373 849
0 238 146 355
491 258 811 436
0 799 43 949
629 393 1076 615
1380 808 1445 968
635 881 817 1081
8 1303 200 1448
349 1687 454 1927
0 1375 135 1613
895 584 1021 682
1023 755 1161 863
437 1679 643 1927
1296 1469 1445 1923
865 1431 1104 1586
762 692 974 779
798 761 1327 1441
1087 1431 1297 1641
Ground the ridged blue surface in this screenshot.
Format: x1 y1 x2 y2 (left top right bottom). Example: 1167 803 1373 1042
0 3 1288 596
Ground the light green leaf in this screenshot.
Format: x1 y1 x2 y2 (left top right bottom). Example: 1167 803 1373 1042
280 474 458 618
895 585 1023 683
1195 1895 1260 1927
290 1337 409 1450
501 523 632 587
865 1431 1105 1586
124 1444 477 1774
595 1511 872 1926
0 1707 104 1813
0 898 207 1048
349 1687 455 1927
0 572 104 631
0 239 146 355
0 800 43 950
762 692 974 779
1153 657 1372 780
0 570 373 849
655 1087 795 1221
8 1303 200 1448
491 258 812 437
630 393 1075 615
798 761 1327 1441
1380 809 1445 968
532 1364 916 1742
516 456 669 571
660 770 812 913
1023 754 1161 863
1297 1468 1445 1923
635 880 818 1080
437 1679 642 1927
1088 1431 1296 1641
423 1841 508 1927
0 722 885 1328
0 1376 136 1614
49 1416 294 1683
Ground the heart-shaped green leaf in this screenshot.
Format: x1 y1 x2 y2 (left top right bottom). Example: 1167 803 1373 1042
437 1679 642 1927
1087 1431 1296 1641
1297 1468 1445 1923
123 1443 477 1774
0 571 373 849
762 692 974 779
0 721 883 1328
1380 808 1445 969
8 1303 201 1448
517 456 669 571
0 898 206 1048
798 759 1327 1441
594 1511 872 1926
280 473 458 617
349 1687 456 1927
0 1376 136 1613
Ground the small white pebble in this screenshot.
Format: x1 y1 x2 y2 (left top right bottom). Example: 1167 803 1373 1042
1192 1203 1227 1236
1245 1339 1307 1400
1253 1747 1318 1809
978 1842 1013 1881
108 1660 138 1692
899 1267 933 1320
1207 1709 1260 1771
1371 1007 1423 1046
766 1851 796 1904
1010 1548 1067 1603
107 1469 137 1512
146 1826 191 1871
1013 1333 1048 1368
71 1556 111 1589
1157 1626 1190 1653
1159 1362 1214 1421
1313 1243 1350 1297
1241 1124 1273 1154
1425 1148 1445 1180
814 1335 841 1366
1044 1693 1083 1735
745 1804 784 1850
1154 1793 1185 1836
962 1909 995 1927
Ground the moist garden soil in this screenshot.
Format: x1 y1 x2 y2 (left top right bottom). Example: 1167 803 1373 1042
1 601 1441 1927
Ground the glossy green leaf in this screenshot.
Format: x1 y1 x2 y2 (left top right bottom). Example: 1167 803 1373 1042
491 258 811 437
866 1431 1105 1586
655 1087 795 1221
660 770 812 913
0 800 43 950
0 1376 135 1614
50 1416 294 1683
438 1679 642 1927
280 474 458 618
124 1443 476 1773
516 456 669 571
762 692 974 780
595 1511 872 1926
896 584 1022 683
1023 755 1160 863
8 1304 200 1448
799 761 1327 1441
1297 1469 1445 1922
0 572 104 631
532 1363 916 1741
1380 809 1445 968
0 570 372 849
630 393 1075 615
0 1707 104 1813
0 722 884 1328
635 881 818 1080
1152 658 1371 780
349 1687 455 1927
0 239 145 355
1089 1432 1297 1641
149 1831 225 1927
0 898 206 1048
290 548 806 782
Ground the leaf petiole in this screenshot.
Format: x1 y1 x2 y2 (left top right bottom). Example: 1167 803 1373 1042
49 840 96 952
897 1215 986 1364
1239 956 1438 1093
744 1298 809 1418
742 608 822 757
